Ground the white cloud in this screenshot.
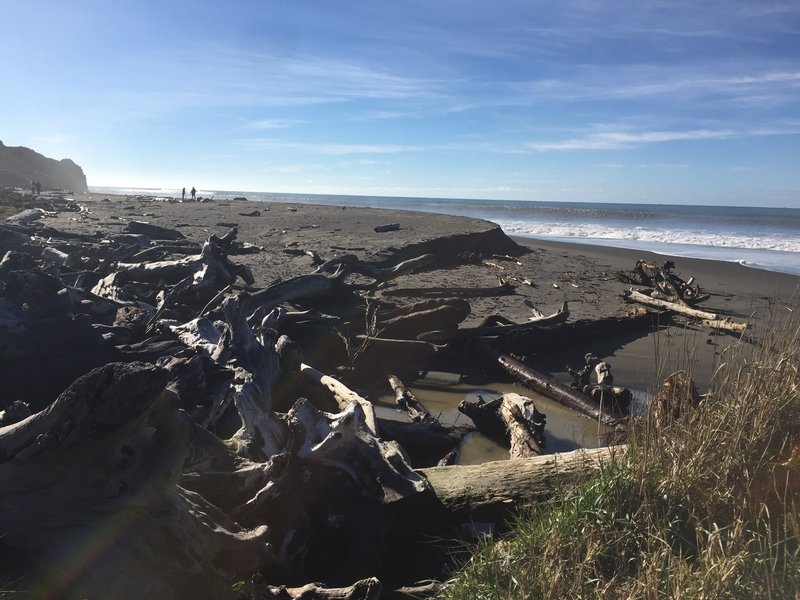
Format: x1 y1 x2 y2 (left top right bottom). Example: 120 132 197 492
239 139 420 155
528 129 733 151
247 118 296 129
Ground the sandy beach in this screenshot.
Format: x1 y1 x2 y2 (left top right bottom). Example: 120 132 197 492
50 191 799 399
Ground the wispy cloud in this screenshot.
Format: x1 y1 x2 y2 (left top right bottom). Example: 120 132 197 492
247 118 297 129
239 139 421 155
528 129 733 151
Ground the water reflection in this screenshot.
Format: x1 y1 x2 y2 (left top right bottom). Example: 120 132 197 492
376 371 611 465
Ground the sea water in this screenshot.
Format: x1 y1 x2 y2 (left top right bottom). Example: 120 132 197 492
92 186 800 276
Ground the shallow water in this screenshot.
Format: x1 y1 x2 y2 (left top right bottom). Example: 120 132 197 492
375 371 611 465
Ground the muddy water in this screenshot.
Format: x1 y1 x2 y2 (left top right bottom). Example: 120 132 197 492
375 371 611 465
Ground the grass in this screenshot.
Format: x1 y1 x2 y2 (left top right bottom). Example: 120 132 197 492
0 188 49 220
439 307 800 599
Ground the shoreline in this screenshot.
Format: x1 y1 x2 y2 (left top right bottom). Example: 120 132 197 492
511 233 800 277
87 187 800 277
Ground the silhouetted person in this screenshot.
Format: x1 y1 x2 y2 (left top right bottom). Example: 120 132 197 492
31 181 36 194
35 181 41 195
191 186 196 201
182 187 186 201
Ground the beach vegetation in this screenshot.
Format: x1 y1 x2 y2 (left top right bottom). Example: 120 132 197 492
439 309 800 598
0 188 48 220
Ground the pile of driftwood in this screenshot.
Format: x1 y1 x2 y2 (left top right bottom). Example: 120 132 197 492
618 259 748 333
1 203 647 598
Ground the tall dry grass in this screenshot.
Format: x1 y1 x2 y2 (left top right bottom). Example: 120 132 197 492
440 307 800 599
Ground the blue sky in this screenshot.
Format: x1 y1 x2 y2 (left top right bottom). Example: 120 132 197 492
2 0 799 205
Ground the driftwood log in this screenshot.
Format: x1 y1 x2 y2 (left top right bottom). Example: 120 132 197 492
458 393 546 458
388 373 435 423
418 302 568 343
624 289 747 332
420 446 625 522
478 342 624 426
381 280 516 298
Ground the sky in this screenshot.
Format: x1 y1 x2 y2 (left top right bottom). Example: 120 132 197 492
2 0 799 206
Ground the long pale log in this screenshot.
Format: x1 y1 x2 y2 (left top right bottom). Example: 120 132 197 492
624 289 719 319
420 446 625 521
701 318 748 332
478 342 623 426
265 577 381 599
626 289 747 331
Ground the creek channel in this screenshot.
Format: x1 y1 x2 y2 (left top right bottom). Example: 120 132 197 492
375 370 612 465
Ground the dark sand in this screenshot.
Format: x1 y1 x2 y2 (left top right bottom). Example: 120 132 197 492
48 193 800 456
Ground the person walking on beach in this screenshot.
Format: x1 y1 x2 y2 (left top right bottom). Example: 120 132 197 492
191 186 196 201
182 187 186 201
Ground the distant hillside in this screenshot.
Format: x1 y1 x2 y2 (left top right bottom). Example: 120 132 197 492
0 141 88 193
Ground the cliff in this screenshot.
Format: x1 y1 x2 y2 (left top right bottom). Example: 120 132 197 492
0 141 88 193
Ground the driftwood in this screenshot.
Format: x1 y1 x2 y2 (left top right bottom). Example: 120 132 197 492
299 362 378 435
377 298 471 340
458 393 546 457
388 373 435 423
316 253 435 283
624 289 747 332
500 394 546 458
124 219 185 240
376 419 471 467
420 446 625 522
567 353 633 414
6 207 47 226
382 280 516 298
418 302 568 343
263 577 382 599
374 223 400 233
617 260 706 305
0 362 274 598
478 342 624 426
651 370 700 427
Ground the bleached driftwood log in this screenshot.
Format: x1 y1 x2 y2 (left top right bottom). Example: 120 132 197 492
419 446 625 522
500 393 546 458
624 289 747 332
458 393 545 458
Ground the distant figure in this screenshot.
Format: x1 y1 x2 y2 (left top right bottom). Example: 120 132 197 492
191 186 196 201
182 187 186 201
35 181 41 195
31 180 36 194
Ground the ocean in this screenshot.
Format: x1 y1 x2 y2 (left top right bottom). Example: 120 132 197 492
91 186 800 276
